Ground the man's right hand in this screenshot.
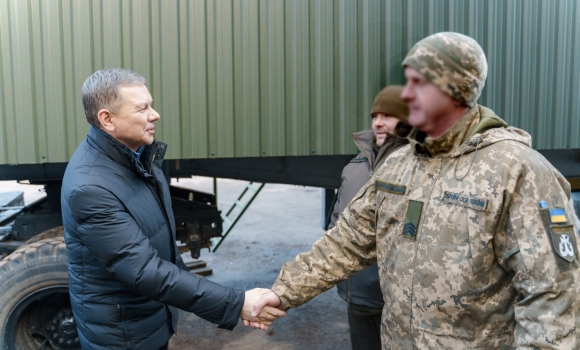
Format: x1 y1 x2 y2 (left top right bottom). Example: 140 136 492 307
240 289 285 330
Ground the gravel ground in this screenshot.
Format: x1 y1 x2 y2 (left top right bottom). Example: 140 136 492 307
169 177 350 350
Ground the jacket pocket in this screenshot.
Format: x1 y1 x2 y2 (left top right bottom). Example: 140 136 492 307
417 326 514 349
118 303 133 350
440 194 495 287
464 206 495 287
375 190 407 236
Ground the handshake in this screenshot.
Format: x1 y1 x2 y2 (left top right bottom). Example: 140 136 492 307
240 288 286 330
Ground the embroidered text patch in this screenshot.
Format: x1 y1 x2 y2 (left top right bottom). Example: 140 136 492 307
442 191 487 211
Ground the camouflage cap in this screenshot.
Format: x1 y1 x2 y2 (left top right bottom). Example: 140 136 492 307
402 32 487 107
370 85 409 122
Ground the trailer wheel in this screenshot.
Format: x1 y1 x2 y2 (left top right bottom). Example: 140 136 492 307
25 226 64 244
0 237 79 349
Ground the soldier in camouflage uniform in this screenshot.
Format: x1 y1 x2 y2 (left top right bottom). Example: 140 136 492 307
329 85 411 350
251 32 580 349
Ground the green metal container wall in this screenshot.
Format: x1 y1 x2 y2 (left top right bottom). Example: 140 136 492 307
384 0 580 150
0 0 578 165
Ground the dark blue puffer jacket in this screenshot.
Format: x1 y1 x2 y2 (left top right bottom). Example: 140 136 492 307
62 127 245 349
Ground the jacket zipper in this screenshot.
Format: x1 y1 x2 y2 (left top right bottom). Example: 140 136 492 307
146 145 176 263
148 147 156 175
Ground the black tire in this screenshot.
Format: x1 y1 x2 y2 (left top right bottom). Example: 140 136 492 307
0 237 80 350
24 226 64 245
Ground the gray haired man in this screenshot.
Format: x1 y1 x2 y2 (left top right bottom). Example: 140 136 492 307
62 68 284 349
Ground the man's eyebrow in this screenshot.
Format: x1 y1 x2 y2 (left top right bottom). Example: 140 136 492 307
135 101 151 109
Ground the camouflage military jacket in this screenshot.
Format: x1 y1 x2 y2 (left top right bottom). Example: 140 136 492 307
272 105 580 349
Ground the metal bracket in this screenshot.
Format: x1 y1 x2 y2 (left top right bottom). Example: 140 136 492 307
212 182 265 252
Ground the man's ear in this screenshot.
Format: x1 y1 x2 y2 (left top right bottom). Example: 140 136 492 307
97 109 115 132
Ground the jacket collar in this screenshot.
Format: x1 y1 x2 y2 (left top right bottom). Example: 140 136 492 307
86 126 167 178
450 105 526 157
352 124 412 169
408 105 481 157
408 104 524 160
352 129 379 166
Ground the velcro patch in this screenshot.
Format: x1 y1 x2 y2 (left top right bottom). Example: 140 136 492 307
375 181 406 194
350 156 368 163
403 200 423 240
550 207 568 224
550 225 577 262
442 191 487 211
539 208 579 271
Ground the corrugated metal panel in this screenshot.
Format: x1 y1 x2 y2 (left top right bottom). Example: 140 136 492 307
0 0 578 165
384 0 580 150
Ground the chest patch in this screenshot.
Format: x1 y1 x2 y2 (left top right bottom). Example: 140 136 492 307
550 225 577 262
403 200 423 240
442 191 487 211
350 156 368 163
376 181 406 194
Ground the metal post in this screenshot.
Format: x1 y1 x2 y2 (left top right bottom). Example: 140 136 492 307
213 177 218 207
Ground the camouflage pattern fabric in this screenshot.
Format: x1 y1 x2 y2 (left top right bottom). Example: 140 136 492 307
402 32 487 107
272 105 579 349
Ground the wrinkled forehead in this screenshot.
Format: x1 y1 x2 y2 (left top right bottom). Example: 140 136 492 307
117 84 152 105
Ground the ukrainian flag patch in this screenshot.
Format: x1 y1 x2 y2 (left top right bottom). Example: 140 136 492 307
550 207 568 224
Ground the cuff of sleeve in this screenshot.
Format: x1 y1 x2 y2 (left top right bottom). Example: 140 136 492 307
217 288 245 330
271 279 292 309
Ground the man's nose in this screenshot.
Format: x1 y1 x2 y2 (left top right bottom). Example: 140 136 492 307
401 83 412 101
150 108 160 121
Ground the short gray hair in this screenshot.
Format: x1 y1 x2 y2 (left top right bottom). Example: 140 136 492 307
81 68 146 127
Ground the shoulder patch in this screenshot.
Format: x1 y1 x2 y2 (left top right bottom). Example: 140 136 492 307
539 207 580 271
375 181 406 194
442 191 487 211
550 225 577 262
549 207 568 224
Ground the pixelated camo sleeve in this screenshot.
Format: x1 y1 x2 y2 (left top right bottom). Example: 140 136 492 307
498 157 579 348
271 179 379 308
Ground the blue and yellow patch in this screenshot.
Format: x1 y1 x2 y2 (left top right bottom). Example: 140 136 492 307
550 207 568 224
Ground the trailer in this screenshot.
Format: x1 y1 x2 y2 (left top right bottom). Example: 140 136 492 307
0 0 579 348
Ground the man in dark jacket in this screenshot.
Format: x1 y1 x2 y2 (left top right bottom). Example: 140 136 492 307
61 68 283 349
328 85 411 350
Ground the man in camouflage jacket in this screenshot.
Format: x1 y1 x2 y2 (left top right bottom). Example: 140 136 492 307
252 32 580 349
329 85 412 349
